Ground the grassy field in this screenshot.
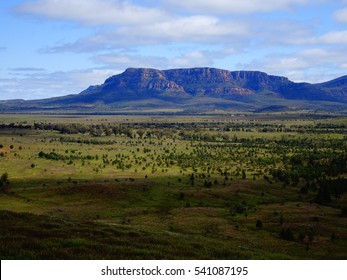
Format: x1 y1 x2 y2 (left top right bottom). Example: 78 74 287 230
0 113 346 259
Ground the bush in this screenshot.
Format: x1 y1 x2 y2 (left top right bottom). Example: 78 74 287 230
256 219 263 229
341 207 347 217
280 228 295 241
315 187 331 204
0 172 9 192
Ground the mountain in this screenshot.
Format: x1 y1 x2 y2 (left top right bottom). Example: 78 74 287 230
1 67 347 113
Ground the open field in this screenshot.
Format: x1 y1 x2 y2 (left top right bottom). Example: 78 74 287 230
0 113 346 259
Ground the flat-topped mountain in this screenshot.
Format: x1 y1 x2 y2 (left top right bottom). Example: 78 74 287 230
1 67 347 113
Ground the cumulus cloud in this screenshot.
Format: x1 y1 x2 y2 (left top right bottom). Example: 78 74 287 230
18 0 317 24
0 73 72 100
164 0 314 14
40 14 249 53
237 47 347 82
69 68 123 85
16 0 328 57
93 52 169 69
17 0 167 25
286 29 347 45
10 67 46 72
115 15 248 43
0 68 121 100
318 30 347 44
18 0 250 53
334 7 347 23
169 51 215 68
92 47 235 69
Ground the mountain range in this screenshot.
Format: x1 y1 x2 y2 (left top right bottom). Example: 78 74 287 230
1 67 347 113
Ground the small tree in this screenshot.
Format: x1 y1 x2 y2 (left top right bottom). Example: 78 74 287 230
280 227 295 241
315 187 332 204
0 172 9 192
341 206 347 217
242 170 246 179
256 219 263 229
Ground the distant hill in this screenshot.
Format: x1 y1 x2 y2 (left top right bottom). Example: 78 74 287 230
1 67 347 113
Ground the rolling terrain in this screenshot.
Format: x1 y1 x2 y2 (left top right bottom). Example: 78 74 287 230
0 114 346 259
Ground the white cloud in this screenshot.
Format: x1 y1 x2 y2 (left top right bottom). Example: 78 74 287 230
0 68 121 100
10 67 46 72
116 15 248 42
18 0 250 52
165 0 313 14
17 0 167 25
18 0 317 23
169 51 215 68
296 48 347 65
335 7 347 23
69 68 122 86
92 46 238 70
0 72 72 100
237 47 347 83
318 30 347 44
18 0 329 59
41 14 249 52
266 57 309 71
279 29 347 45
93 52 169 69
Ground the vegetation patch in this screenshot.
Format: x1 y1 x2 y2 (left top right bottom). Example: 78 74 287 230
0 114 346 259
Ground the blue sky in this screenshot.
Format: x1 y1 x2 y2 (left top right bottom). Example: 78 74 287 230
1 0 347 100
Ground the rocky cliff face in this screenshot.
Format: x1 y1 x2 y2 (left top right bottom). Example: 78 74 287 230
230 71 292 93
163 68 253 96
164 67 235 84
78 67 257 102
104 68 185 93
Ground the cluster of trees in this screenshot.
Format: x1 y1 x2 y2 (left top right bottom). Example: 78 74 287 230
0 123 31 130
223 122 286 133
38 151 97 161
290 123 346 134
315 178 347 204
1 116 347 134
270 153 347 186
59 137 116 145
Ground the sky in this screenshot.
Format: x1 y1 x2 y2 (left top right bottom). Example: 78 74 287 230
1 0 347 100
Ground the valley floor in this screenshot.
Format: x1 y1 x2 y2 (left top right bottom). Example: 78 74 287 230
0 113 346 259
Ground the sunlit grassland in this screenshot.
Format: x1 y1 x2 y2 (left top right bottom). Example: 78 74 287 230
0 114 346 259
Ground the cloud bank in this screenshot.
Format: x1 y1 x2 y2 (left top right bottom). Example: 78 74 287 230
2 0 346 99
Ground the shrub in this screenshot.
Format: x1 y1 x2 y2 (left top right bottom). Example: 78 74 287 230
280 228 295 241
0 172 9 192
341 206 347 217
256 219 263 229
